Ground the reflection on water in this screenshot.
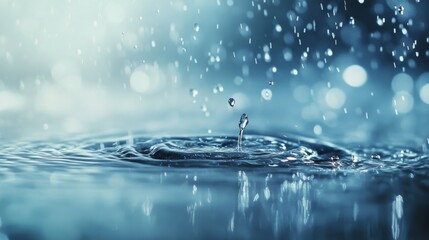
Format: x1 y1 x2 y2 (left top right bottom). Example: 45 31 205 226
0 134 428 239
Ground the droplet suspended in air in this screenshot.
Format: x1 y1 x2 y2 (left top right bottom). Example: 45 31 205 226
194 23 200 32
189 89 198 97
213 84 224 94
395 5 404 15
271 66 277 73
268 81 274 86
291 69 298 76
228 98 235 107
261 89 272 101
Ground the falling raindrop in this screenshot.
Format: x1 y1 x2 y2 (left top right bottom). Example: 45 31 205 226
395 5 405 15
261 89 272 101
291 69 299 75
194 23 200 32
189 89 198 97
213 84 224 94
228 98 235 107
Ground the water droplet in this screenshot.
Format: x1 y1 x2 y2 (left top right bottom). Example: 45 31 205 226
272 66 277 73
228 98 235 107
261 89 272 101
213 84 224 94
395 5 404 15
291 69 299 75
194 23 200 32
239 113 249 130
238 113 249 150
371 154 381 159
268 81 274 86
349 17 355 25
313 125 322 135
189 89 198 97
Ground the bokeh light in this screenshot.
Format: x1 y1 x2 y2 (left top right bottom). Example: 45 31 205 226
342 65 367 88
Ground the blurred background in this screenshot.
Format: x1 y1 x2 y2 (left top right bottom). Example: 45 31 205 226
0 0 428 142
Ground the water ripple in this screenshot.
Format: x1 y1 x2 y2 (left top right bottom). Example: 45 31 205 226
0 134 428 174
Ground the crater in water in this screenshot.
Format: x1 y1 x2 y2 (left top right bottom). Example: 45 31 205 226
97 135 351 168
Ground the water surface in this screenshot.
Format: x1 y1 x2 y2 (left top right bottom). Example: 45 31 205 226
0 134 428 239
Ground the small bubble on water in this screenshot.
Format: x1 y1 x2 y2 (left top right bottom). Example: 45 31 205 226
371 154 381 159
189 89 198 97
228 98 235 107
194 23 200 32
261 89 272 101
213 84 224 94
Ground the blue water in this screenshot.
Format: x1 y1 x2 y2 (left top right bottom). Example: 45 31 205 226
1 134 428 239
